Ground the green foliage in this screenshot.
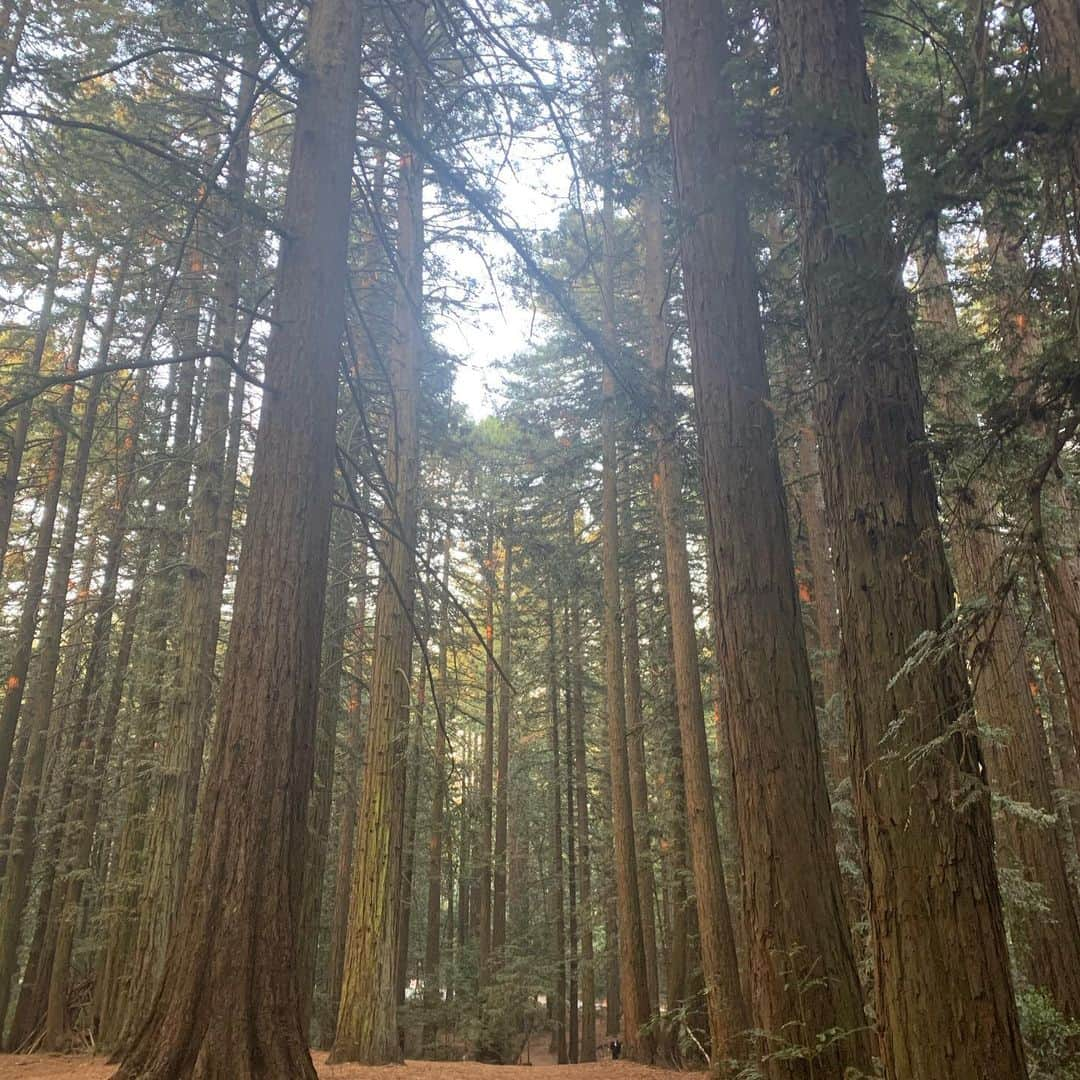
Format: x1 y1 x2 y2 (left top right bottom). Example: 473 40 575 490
1018 989 1080 1080
713 947 883 1080
640 995 709 1070
468 959 545 1064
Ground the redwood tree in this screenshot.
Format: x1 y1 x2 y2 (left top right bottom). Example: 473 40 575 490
773 0 1029 1075
331 0 427 1062
112 0 363 1071
663 2 871 1074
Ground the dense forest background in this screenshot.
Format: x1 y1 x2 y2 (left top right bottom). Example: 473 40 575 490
0 0 1079 1077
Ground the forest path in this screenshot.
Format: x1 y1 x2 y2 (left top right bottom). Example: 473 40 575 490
0 1053 707 1079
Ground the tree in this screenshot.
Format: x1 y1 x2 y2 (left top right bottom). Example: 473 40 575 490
915 235 1080 1020
122 40 258 1037
663 2 871 1073
0 251 124 1034
0 225 63 587
772 0 1029 1074
618 0 749 1061
331 0 427 1063
1 0 1079 1073
111 0 364 1071
421 517 454 1052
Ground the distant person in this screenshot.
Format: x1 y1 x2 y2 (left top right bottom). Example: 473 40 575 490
610 1037 622 1060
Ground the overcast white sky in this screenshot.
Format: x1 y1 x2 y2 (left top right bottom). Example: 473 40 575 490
431 148 574 416
426 24 580 419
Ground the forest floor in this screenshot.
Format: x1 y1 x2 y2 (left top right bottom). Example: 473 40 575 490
0 1052 707 1079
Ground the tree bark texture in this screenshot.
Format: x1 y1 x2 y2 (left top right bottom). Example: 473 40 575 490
111 0 362 1071
664 3 870 1074
773 1 1029 1075
331 2 425 1062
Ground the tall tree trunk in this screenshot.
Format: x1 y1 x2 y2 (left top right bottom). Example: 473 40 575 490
325 486 369 1042
598 378 652 1060
491 520 512 964
567 513 595 1060
0 225 63 585
323 138 386 1041
562 595 579 1063
0 253 123 1033
622 568 660 1017
649 411 750 1061
655 604 692 1020
477 516 495 986
422 523 453 1054
0 251 97 848
111 0 363 1071
596 15 653 1059
664 3 869 1074
620 3 750 1056
330 2 425 1062
773 1 1028 1076
123 51 257 1034
546 593 568 1064
957 491 1080 1019
917 241 1080 1018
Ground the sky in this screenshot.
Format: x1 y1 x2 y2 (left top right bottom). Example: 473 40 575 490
431 149 575 418
427 28 580 420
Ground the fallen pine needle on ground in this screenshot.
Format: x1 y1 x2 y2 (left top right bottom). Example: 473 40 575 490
0 1053 709 1079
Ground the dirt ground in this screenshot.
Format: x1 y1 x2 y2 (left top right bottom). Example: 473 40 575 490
0 1052 708 1079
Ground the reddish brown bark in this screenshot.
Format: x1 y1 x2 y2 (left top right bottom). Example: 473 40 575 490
491 521 512 966
916 241 1080 1018
664 3 869 1074
773 1 1029 1075
595 13 654 1059
331 3 425 1061
111 0 363 1071
567 512 596 1061
618 4 751 1058
422 524 453 1053
622 569 660 1017
476 517 495 986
